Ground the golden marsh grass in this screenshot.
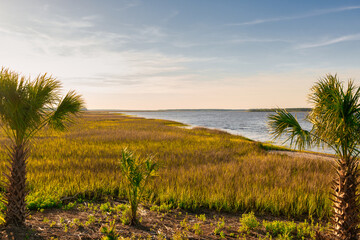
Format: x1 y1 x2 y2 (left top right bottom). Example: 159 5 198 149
0 112 333 220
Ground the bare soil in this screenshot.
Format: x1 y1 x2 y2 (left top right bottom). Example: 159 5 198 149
0 201 327 240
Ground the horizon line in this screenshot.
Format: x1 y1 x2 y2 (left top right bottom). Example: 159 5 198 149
87 107 312 112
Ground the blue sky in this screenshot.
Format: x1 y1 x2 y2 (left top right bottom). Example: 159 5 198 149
0 0 359 109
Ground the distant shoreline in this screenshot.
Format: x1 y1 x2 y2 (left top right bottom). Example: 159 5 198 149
89 108 311 112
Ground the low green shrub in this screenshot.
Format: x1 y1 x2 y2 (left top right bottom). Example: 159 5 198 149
263 220 296 238
196 214 206 222
100 202 112 213
150 202 174 213
239 212 260 232
100 220 118 240
62 202 77 210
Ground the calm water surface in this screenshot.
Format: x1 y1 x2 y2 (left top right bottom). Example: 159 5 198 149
122 110 330 153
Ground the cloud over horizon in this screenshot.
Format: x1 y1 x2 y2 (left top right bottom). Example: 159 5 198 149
228 5 360 26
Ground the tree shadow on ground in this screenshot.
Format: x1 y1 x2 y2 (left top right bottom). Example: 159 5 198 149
133 222 152 232
1 224 45 240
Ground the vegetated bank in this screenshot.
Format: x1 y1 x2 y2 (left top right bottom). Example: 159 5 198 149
0 111 333 220
248 108 312 112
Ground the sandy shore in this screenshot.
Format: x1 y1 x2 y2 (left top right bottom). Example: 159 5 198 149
269 150 336 161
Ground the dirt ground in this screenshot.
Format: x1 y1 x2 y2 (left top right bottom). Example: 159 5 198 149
0 201 330 240
0 204 254 239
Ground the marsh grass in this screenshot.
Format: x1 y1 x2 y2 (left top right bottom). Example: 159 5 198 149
0 112 333 220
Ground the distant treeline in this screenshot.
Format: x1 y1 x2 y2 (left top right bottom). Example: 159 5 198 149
248 108 311 112
90 108 312 112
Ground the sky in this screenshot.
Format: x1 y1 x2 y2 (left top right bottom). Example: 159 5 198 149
0 0 359 110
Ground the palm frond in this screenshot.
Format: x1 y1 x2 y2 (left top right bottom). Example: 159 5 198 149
268 109 311 150
23 74 62 134
0 68 29 143
0 67 84 142
48 90 85 131
27 73 61 112
308 75 360 156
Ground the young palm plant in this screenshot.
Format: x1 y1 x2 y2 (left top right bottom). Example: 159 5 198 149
119 148 158 225
268 74 360 239
0 67 84 226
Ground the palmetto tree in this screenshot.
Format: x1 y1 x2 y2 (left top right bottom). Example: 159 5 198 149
119 148 158 225
268 74 360 239
0 68 84 226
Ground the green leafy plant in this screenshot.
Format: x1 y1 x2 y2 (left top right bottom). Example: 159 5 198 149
180 215 190 231
115 204 127 213
214 217 225 235
150 202 173 213
63 202 77 210
196 214 206 222
239 212 260 232
262 220 297 238
119 207 131 225
50 221 56 228
100 220 119 240
192 222 203 235
73 218 80 226
119 149 158 225
100 202 112 213
296 221 314 239
85 215 96 226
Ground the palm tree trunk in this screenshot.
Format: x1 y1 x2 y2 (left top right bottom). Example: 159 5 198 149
3 144 28 226
332 158 359 240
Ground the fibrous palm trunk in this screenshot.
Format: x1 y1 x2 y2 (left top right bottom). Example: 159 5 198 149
3 144 28 226
332 157 359 240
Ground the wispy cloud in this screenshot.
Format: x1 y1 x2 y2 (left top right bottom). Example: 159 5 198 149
31 15 97 29
172 37 291 48
163 10 179 23
228 37 291 44
0 12 169 57
0 10 215 94
116 0 141 11
297 33 360 49
229 5 360 26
